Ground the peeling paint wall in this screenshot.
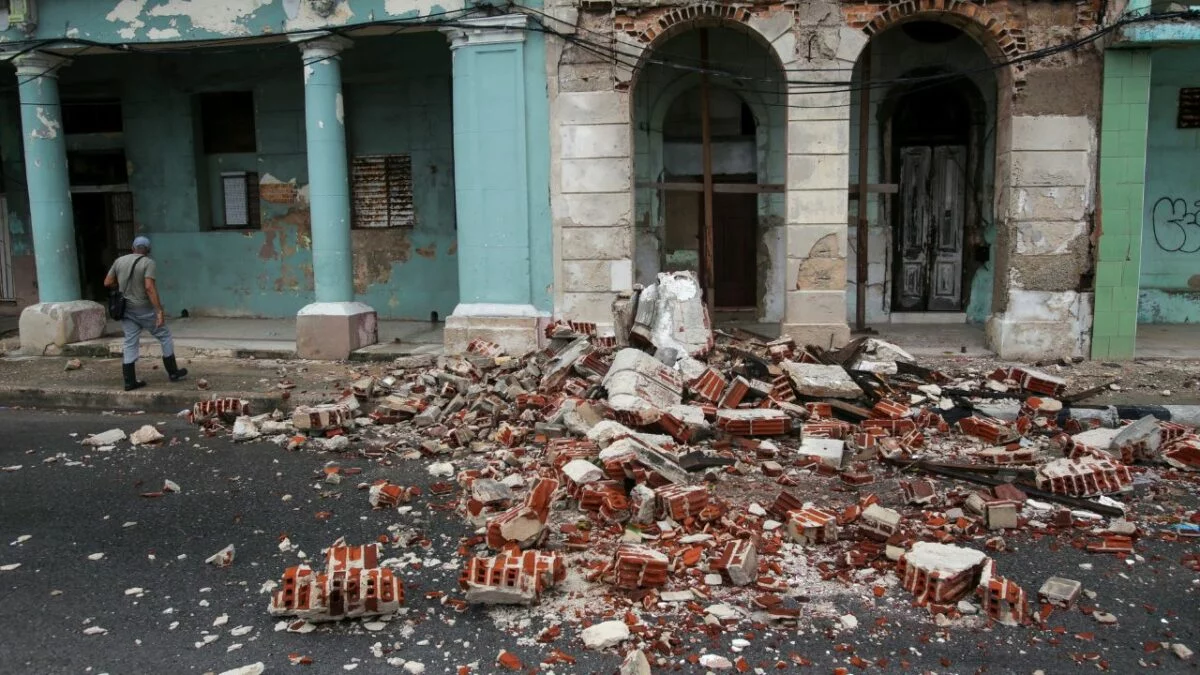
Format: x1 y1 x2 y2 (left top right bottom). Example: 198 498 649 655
38 32 457 319
1 0 466 44
1138 47 1200 324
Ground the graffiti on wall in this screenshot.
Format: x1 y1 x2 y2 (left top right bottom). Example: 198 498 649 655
1151 197 1200 253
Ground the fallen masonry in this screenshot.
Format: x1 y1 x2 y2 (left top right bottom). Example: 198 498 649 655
191 270 1200 668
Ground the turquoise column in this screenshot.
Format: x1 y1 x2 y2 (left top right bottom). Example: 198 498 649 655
443 15 535 310
296 34 353 303
15 53 81 303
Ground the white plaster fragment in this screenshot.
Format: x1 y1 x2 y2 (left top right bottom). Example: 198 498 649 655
336 93 344 125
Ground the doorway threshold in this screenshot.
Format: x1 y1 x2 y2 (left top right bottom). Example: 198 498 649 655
889 312 967 325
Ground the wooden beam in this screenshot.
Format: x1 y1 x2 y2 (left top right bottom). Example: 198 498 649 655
637 182 785 194
848 183 898 197
854 44 871 333
699 29 715 314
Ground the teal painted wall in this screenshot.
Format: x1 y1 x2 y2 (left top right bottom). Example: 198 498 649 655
0 0 464 44
1138 46 1200 323
525 28 554 313
43 33 459 319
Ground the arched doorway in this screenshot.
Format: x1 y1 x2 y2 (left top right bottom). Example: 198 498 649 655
849 19 998 324
632 24 786 321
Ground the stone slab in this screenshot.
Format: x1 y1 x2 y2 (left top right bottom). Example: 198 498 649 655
20 301 106 356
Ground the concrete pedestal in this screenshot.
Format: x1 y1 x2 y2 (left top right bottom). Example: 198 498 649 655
443 303 543 356
780 323 852 351
20 301 106 355
986 291 1093 360
296 302 377 360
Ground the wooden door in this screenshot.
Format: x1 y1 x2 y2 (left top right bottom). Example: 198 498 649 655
712 191 758 308
895 145 966 311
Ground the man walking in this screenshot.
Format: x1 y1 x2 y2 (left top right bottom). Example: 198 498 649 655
104 236 188 391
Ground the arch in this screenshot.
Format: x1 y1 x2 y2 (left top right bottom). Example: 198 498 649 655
843 1 1024 86
630 21 787 319
617 8 792 93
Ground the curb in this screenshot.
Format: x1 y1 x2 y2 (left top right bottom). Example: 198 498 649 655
60 342 430 363
0 385 297 415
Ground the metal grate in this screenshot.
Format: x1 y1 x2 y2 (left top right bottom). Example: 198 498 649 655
1179 88 1200 129
109 192 135 253
351 154 414 228
219 171 260 228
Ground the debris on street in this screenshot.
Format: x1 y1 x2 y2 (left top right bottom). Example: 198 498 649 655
161 271 1199 669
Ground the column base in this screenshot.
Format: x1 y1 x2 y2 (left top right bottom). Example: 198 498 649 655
779 322 852 351
19 301 107 356
443 303 545 356
296 302 378 360
985 291 1093 360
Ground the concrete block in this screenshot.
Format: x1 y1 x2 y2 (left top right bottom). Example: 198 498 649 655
786 189 849 224
1015 221 1088 256
560 123 630 159
563 260 615 293
556 90 628 126
787 90 851 122
779 322 851 350
785 289 846 324
561 158 631 193
787 154 849 190
1010 150 1092 188
554 192 633 227
787 224 846 259
781 361 863 399
295 302 377 360
1011 116 1094 152
1013 187 1091 221
444 312 540 356
835 25 869 64
788 120 849 155
562 226 632 260
19 301 106 356
559 291 618 324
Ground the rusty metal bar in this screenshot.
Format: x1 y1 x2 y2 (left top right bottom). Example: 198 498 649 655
854 44 871 333
699 29 715 313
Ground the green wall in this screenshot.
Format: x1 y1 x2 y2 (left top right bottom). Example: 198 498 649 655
1092 49 1151 360
1138 47 1200 324
45 33 458 319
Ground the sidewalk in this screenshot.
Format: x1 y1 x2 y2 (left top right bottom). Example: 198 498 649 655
0 354 383 414
59 316 444 361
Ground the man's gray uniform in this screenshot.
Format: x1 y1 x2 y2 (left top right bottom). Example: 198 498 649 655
108 252 174 365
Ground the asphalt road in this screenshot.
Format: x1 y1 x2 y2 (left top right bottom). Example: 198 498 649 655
0 410 1196 674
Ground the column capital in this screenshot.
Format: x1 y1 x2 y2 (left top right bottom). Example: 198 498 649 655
441 14 528 50
8 51 70 79
290 31 353 62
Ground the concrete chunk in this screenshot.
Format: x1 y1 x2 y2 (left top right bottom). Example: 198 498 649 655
780 362 863 399
580 620 631 650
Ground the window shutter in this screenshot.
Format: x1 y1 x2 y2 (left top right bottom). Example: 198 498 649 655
352 154 414 228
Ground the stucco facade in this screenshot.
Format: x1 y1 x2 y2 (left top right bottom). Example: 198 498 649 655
544 0 1108 359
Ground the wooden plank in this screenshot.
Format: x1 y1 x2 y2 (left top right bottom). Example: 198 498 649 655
699 29 715 314
637 182 785 194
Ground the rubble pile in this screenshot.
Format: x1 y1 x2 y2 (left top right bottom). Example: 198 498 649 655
228 271 1198 665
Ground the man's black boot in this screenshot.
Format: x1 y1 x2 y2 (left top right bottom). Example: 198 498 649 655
123 363 147 391
163 355 188 382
